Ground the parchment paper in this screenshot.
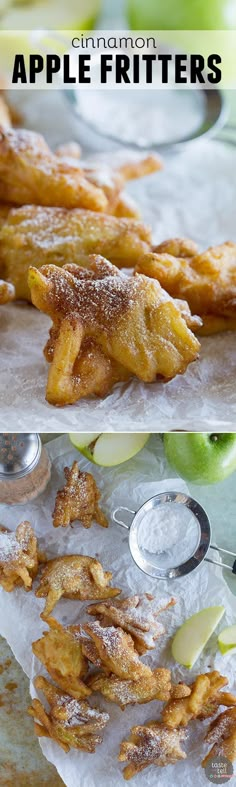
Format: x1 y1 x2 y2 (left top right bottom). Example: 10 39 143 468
0 434 236 787
0 90 236 431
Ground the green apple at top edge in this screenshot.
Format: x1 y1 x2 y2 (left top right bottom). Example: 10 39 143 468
218 625 236 655
127 0 236 29
69 433 150 467
172 606 225 669
164 433 236 485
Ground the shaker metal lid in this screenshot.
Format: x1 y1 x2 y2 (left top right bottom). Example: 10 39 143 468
0 433 41 479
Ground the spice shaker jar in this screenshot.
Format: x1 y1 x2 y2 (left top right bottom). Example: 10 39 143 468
0 434 51 504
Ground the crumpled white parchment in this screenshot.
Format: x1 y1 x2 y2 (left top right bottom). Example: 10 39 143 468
0 434 236 787
0 91 236 431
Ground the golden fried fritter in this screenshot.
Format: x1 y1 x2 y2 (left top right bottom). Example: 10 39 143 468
162 671 236 729
0 204 151 300
118 721 186 779
28 676 109 753
86 594 176 654
0 278 14 304
83 154 161 216
52 461 107 530
88 667 172 708
202 707 236 767
0 126 107 211
32 617 90 699
35 554 120 619
136 240 236 335
113 192 141 219
83 621 153 681
0 521 40 591
28 255 200 407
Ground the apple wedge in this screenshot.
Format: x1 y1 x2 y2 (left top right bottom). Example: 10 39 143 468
69 432 150 467
218 625 236 655
172 606 225 668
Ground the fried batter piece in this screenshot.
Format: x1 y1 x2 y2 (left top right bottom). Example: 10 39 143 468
118 721 186 779
32 617 90 699
55 144 161 216
35 554 120 619
202 707 236 767
82 621 153 681
28 676 109 753
52 461 107 530
88 668 172 708
0 204 151 300
28 255 200 407
0 278 14 304
136 239 236 335
0 126 107 211
86 594 176 654
162 671 236 729
83 154 162 216
0 521 40 591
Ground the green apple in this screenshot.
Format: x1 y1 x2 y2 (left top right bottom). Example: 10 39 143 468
69 432 150 467
127 0 236 29
164 433 236 485
172 606 225 668
0 0 100 29
218 625 236 655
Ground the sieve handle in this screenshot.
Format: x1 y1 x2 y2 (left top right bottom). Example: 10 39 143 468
112 507 136 530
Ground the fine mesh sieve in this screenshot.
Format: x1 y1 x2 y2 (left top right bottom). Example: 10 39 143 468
112 491 236 580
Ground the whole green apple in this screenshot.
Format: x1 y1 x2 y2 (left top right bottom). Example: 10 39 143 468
164 433 236 485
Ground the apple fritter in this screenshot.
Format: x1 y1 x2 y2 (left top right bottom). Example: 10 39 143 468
83 154 162 216
202 707 236 767
0 126 108 211
28 675 109 753
113 192 141 219
32 617 90 699
0 521 40 591
35 554 120 619
0 278 14 304
162 671 236 729
52 461 107 530
88 667 172 708
136 240 236 335
118 721 186 779
28 255 200 407
86 594 176 654
82 621 153 681
0 204 151 300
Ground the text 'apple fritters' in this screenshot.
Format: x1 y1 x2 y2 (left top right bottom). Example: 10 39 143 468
136 239 236 334
28 255 200 407
0 278 14 304
83 621 152 681
32 617 90 699
86 593 176 654
28 676 109 753
52 460 107 530
0 205 151 300
162 671 236 729
0 126 107 211
35 554 120 619
118 721 186 779
202 707 236 767
0 521 40 591
88 668 172 709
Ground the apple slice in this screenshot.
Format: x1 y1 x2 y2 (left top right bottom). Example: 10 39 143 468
218 625 236 655
69 433 150 467
172 606 225 668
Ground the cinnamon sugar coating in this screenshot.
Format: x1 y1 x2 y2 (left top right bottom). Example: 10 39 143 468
28 675 109 753
28 254 200 406
0 521 40 591
35 554 120 619
52 461 107 530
